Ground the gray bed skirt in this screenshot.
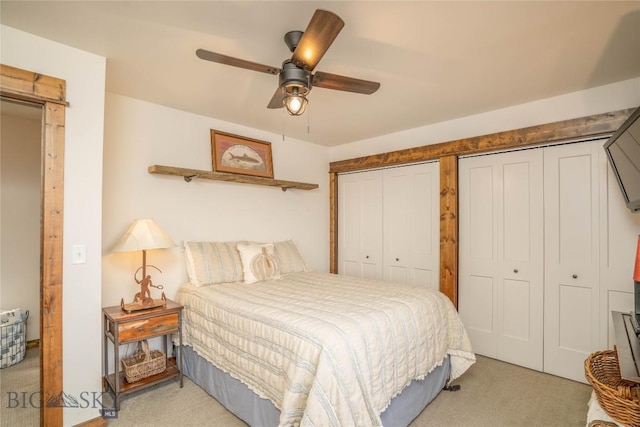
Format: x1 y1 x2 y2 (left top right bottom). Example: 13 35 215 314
181 345 451 427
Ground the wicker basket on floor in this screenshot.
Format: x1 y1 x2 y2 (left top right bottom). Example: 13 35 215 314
584 349 640 427
121 340 166 383
0 311 29 369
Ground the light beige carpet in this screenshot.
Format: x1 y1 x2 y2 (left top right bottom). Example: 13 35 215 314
106 355 591 426
1 350 592 426
0 347 39 427
410 355 591 426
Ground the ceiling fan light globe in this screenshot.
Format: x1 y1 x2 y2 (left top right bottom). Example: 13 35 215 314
284 94 308 116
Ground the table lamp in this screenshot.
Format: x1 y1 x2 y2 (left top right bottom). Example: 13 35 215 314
111 218 177 312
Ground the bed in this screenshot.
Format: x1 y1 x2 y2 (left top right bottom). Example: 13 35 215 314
174 240 475 427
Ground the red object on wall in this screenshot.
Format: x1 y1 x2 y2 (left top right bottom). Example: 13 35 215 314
634 234 640 282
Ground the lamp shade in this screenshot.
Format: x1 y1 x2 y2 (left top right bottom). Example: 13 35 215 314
111 219 176 253
634 234 640 282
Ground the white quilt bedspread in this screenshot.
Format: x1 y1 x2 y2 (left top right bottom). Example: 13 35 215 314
176 271 475 427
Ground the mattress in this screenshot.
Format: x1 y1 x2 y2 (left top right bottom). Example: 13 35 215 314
175 271 475 427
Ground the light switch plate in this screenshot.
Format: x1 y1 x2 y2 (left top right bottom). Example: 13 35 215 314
71 244 87 264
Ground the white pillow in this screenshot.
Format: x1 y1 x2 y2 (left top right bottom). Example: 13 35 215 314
183 241 244 286
237 243 281 284
273 240 308 274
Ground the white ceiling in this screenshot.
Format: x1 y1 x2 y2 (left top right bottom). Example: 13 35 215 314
1 1 639 146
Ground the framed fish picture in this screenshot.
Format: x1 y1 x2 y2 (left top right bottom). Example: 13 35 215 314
210 130 274 178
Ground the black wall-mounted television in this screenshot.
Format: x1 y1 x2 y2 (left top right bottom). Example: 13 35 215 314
603 106 640 213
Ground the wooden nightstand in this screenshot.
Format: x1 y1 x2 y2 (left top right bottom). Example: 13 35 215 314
102 299 183 410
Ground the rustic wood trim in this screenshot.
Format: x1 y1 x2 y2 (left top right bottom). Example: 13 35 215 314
329 108 634 174
439 156 458 307
148 165 318 191
329 172 338 273
1 63 66 427
0 64 66 105
40 97 65 427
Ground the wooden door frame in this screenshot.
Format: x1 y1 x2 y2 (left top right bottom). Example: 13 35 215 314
329 108 635 307
1 64 65 427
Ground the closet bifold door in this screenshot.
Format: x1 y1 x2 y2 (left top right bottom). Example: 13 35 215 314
543 141 600 383
459 149 544 371
337 170 383 280
382 163 440 290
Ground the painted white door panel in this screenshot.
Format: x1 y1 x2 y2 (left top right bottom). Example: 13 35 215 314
383 163 440 290
460 158 498 358
338 170 383 279
544 141 600 383
383 171 409 282
460 149 543 370
497 151 544 370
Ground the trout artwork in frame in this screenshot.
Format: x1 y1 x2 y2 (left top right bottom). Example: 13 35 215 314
211 130 274 178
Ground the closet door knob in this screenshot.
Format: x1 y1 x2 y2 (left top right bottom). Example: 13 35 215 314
365 255 370 259
396 258 400 262
572 274 578 279
513 269 518 273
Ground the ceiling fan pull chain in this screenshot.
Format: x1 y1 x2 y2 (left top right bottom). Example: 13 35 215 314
307 74 311 134
281 104 287 141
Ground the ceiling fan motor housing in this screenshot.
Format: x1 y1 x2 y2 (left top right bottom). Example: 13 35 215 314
279 60 311 93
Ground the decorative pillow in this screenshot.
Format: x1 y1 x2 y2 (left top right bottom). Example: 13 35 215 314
237 243 281 284
183 241 245 286
273 240 308 274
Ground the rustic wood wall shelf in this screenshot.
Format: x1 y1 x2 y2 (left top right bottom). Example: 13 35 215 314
148 165 319 191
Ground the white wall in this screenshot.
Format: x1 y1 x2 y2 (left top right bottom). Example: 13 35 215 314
330 77 640 161
0 109 41 341
101 94 330 307
1 25 106 426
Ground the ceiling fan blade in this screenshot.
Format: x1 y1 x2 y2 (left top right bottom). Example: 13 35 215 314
196 49 280 75
291 9 344 72
267 87 285 109
313 71 380 95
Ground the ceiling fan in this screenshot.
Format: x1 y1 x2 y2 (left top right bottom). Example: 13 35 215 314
196 9 380 116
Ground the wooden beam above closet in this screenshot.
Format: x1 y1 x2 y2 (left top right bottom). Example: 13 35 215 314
329 108 635 174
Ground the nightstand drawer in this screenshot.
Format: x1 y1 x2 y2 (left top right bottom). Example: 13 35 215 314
117 313 179 342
